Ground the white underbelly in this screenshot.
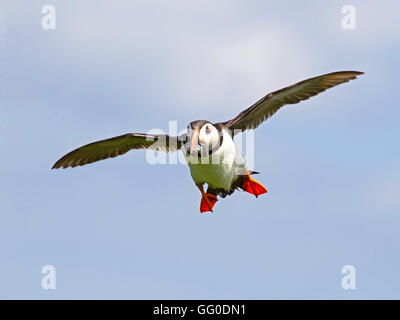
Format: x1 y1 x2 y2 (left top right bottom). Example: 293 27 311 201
188 162 238 189
183 134 247 190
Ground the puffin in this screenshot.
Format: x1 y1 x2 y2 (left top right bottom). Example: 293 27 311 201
52 71 363 213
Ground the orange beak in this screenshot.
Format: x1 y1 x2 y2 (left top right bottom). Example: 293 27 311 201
189 128 200 154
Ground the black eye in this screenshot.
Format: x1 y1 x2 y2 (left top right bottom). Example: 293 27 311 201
205 126 211 134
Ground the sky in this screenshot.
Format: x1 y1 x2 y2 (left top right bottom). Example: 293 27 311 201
0 0 399 299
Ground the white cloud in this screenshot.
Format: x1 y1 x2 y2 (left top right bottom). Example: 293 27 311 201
164 24 314 115
60 1 314 116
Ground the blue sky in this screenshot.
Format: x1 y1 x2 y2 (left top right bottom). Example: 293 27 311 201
1 0 399 299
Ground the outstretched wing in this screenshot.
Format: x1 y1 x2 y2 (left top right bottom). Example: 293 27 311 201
52 133 186 169
223 71 364 134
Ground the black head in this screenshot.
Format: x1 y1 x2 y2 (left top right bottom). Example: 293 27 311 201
186 120 224 155
187 120 211 130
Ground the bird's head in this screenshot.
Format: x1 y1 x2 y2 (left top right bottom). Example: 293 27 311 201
187 120 221 155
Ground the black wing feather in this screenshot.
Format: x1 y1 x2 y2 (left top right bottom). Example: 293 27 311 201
52 133 185 169
223 71 364 134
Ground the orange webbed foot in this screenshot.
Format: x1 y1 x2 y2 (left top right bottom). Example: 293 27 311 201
242 175 268 198
200 193 217 213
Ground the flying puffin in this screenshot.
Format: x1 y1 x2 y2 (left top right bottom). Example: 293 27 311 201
52 71 363 213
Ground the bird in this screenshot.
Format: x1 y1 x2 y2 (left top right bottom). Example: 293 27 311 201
52 71 363 213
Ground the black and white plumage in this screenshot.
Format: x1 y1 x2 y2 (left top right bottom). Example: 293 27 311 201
52 71 363 212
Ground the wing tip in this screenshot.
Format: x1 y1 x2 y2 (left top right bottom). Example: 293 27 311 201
323 70 364 84
51 163 65 170
334 70 365 77
52 159 72 170
349 70 365 77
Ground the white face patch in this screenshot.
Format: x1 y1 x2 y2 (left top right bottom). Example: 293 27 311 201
199 124 219 150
